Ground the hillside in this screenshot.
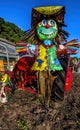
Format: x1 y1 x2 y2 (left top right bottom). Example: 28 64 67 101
0 17 25 43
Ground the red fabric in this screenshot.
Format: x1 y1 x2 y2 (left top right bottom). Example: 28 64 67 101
5 71 14 78
4 86 9 93
56 44 67 56
17 57 35 71
1 93 6 98
13 57 37 94
64 67 73 92
18 86 37 94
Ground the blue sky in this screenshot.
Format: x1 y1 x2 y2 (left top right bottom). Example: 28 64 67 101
0 0 80 57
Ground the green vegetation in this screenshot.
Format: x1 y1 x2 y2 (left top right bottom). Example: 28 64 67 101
17 119 28 130
0 17 25 43
64 113 70 120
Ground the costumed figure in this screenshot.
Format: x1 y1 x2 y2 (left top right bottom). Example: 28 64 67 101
0 69 15 103
15 6 79 106
0 73 11 103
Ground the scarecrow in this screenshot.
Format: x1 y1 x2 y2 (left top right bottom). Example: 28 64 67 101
15 6 79 106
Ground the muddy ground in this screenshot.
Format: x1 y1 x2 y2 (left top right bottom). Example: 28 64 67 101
0 72 80 130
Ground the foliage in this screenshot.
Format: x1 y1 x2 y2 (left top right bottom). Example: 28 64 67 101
17 119 28 130
0 17 25 43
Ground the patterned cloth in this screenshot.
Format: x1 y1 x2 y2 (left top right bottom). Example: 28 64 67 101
32 44 63 71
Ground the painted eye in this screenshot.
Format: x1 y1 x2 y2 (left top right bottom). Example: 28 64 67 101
48 20 55 26
42 19 47 26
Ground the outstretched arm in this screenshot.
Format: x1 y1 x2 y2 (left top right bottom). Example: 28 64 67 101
56 39 80 56
16 42 38 58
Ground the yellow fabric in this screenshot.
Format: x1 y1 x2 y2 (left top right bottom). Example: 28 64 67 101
34 6 64 15
32 45 47 71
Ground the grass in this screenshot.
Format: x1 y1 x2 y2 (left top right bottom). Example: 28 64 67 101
17 119 28 130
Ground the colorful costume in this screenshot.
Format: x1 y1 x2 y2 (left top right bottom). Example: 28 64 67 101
15 6 79 104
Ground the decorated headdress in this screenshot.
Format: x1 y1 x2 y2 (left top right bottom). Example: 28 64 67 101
24 6 69 44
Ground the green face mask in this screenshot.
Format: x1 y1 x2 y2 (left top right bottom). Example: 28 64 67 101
36 19 58 40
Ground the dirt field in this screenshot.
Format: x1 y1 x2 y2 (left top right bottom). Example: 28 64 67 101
0 72 80 130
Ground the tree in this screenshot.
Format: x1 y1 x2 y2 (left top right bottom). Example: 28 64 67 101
0 17 25 43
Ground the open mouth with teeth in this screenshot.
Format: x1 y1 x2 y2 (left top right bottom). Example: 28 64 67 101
39 30 57 36
37 26 58 40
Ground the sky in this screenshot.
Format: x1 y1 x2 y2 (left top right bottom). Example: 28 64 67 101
0 0 80 57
